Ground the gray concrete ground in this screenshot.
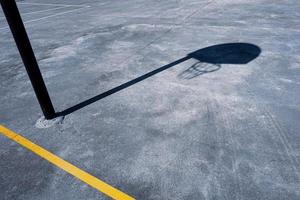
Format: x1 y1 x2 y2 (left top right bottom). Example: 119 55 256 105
1 0 300 199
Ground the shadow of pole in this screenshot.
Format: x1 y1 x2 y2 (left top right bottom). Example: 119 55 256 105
58 43 261 117
57 56 190 116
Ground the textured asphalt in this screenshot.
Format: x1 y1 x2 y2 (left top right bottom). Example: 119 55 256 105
1 0 300 199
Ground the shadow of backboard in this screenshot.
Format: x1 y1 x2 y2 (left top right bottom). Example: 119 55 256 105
179 43 261 79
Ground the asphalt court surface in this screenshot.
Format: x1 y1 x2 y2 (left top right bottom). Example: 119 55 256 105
0 125 135 200
1 0 300 200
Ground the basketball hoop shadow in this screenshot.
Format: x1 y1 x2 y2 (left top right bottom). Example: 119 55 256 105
58 43 261 116
178 62 221 79
179 43 261 79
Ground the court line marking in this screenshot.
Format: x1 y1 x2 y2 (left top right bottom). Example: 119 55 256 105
0 6 71 20
0 6 89 31
17 2 88 7
0 125 135 200
19 5 73 15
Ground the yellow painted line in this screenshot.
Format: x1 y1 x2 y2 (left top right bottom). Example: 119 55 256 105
0 125 135 200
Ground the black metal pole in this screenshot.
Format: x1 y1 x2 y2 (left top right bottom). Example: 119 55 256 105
0 0 56 119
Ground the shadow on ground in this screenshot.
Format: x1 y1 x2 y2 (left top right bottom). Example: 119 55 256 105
179 43 261 79
58 43 261 116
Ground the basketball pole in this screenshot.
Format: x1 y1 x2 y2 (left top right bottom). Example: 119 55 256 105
0 0 56 119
